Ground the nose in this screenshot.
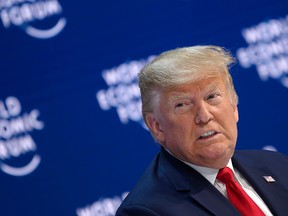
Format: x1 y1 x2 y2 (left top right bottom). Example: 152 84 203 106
194 101 212 124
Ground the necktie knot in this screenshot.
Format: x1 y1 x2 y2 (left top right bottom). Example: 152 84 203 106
217 167 235 183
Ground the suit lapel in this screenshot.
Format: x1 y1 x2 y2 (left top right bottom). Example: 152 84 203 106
233 152 288 215
159 148 240 215
188 183 241 215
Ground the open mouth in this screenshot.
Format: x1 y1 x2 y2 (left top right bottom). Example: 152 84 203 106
198 131 218 139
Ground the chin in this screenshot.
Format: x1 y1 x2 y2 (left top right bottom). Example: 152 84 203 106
206 143 232 155
204 147 233 164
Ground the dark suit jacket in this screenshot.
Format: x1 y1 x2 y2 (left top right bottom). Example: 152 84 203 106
116 148 288 216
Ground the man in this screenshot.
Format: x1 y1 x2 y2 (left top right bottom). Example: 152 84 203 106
116 46 288 216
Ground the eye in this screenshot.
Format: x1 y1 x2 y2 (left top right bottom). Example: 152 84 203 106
175 101 191 108
174 101 193 113
205 92 222 105
206 92 220 100
175 103 185 108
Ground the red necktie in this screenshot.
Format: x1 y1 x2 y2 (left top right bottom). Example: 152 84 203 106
217 167 265 216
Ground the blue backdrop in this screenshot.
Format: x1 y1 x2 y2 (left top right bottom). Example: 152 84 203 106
1 0 288 215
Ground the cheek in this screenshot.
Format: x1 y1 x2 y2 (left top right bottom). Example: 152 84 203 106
161 120 187 141
223 103 239 124
232 120 238 139
227 115 238 144
167 124 195 150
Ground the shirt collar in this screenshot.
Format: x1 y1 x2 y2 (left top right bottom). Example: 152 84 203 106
164 148 234 184
183 159 235 185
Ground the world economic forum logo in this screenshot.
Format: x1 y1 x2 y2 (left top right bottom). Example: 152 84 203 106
0 96 44 176
236 14 288 88
96 56 155 129
0 0 66 39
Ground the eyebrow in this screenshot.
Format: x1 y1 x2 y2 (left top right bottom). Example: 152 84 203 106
166 81 222 107
206 82 220 93
166 92 193 108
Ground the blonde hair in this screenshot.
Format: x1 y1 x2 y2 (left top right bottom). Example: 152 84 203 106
138 45 238 123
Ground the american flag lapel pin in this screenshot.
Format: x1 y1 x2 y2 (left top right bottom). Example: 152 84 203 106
263 176 275 183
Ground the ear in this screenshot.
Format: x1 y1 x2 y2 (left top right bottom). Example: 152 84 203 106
233 104 239 123
145 113 165 144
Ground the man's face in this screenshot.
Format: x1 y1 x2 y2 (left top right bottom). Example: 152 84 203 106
146 75 239 169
